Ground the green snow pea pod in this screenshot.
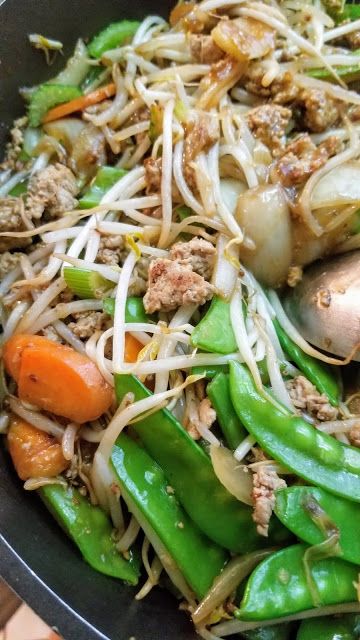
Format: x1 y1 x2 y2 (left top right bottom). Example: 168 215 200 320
275 486 360 565
297 614 360 640
273 320 340 406
241 624 294 640
208 372 247 449
40 484 140 583
336 3 360 22
229 361 360 503
28 84 82 127
103 296 154 323
88 20 140 58
111 433 228 598
79 166 127 209
191 296 237 354
115 374 291 553
239 544 359 621
191 364 229 379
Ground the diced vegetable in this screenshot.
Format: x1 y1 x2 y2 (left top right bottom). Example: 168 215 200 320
88 20 140 58
63 267 113 299
52 39 90 87
79 166 127 209
111 433 228 598
28 84 82 127
124 334 143 363
40 484 140 582
311 162 360 210
191 296 237 354
43 118 86 153
7 417 68 480
3 335 113 423
275 486 360 565
103 296 154 324
208 372 247 449
42 83 116 123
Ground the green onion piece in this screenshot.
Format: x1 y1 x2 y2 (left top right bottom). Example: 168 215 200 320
63 267 113 299
335 2 360 22
88 20 140 58
79 166 127 209
177 205 193 220
103 296 155 323
28 84 82 127
307 50 360 82
9 180 28 197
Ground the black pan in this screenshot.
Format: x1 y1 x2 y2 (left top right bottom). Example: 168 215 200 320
0 2 197 637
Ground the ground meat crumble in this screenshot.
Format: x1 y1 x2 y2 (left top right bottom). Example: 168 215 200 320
286 375 339 422
68 311 111 339
169 237 216 279
0 197 30 252
274 133 340 187
26 163 79 219
252 467 286 537
247 104 292 156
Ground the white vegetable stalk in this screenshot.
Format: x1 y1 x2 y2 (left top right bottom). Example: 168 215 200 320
230 285 262 389
208 143 244 239
212 234 239 300
13 239 66 288
113 250 138 373
95 327 115 386
16 277 67 334
53 320 86 354
173 140 204 215
0 170 28 197
123 351 246 376
2 301 30 342
9 397 65 440
158 98 175 248
220 143 258 189
56 254 120 283
62 422 79 461
0 244 54 298
117 515 141 553
28 299 103 335
255 317 294 411
84 230 100 263
234 435 257 462
154 304 196 394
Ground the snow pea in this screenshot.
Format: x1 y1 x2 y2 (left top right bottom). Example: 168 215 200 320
229 361 360 503
297 614 360 640
191 296 237 354
208 372 247 449
308 57 360 83
40 484 140 583
88 20 140 58
103 296 154 323
28 84 82 127
114 374 291 553
241 624 294 640
275 486 360 565
336 3 360 22
111 433 228 598
273 319 340 406
79 166 127 209
191 364 229 379
239 544 359 621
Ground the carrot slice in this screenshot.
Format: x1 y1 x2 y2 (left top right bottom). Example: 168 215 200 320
4 334 113 423
124 333 143 364
7 416 69 480
3 334 53 382
42 82 116 123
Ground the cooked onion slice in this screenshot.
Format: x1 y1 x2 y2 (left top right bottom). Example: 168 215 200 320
210 444 253 505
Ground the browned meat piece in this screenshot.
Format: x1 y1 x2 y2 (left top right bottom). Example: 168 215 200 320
349 426 360 447
252 467 286 537
184 385 216 440
244 64 299 104
211 16 275 62
68 311 111 339
274 134 340 187
298 88 340 133
287 265 303 287
143 258 214 313
169 237 216 279
184 111 219 188
286 375 339 422
0 116 28 171
189 34 224 63
247 104 291 155
144 157 162 195
97 234 124 266
0 251 22 278
343 29 360 50
26 163 79 219
0 197 30 252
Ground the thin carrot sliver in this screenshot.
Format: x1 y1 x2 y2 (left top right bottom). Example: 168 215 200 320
42 82 116 123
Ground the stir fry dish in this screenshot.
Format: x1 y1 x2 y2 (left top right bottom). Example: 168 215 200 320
2 0 360 636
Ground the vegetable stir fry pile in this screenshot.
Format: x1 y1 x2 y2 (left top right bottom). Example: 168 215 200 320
1 0 360 636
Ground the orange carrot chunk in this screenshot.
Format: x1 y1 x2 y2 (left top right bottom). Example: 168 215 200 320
42 82 116 123
124 333 143 364
4 335 113 423
7 417 69 480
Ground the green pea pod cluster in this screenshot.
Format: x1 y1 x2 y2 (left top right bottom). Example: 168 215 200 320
40 484 140 583
275 486 360 565
208 372 247 449
229 361 360 503
111 433 228 599
114 374 291 553
239 544 359 620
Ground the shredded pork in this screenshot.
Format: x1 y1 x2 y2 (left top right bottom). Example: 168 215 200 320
169 237 216 279
0 197 30 252
26 163 79 219
274 134 340 187
247 104 291 156
286 375 339 422
252 467 286 537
